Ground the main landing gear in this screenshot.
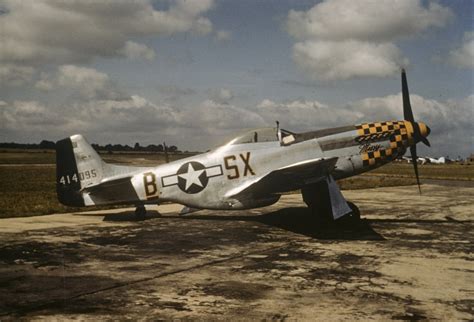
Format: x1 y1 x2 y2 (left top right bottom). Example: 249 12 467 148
301 176 360 226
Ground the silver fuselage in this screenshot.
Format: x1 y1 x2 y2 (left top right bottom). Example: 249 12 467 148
87 120 426 210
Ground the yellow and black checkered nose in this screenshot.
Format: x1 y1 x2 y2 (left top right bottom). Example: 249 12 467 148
403 121 415 142
355 121 410 167
404 121 431 144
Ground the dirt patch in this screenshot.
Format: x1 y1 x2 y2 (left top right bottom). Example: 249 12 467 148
0 239 83 267
200 281 273 301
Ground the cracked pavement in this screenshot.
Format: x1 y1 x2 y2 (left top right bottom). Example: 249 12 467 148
0 183 472 320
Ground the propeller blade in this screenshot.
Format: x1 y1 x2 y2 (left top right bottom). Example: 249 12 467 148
402 69 426 195
401 69 414 122
410 145 422 194
421 137 431 147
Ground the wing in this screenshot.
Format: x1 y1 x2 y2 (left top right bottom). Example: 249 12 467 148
226 157 338 199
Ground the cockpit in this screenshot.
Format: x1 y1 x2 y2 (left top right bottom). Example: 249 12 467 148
226 127 296 146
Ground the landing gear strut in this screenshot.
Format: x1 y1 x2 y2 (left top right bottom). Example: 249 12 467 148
301 177 360 226
135 205 146 220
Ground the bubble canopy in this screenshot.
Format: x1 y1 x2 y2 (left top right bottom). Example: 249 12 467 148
222 127 293 145
228 127 279 145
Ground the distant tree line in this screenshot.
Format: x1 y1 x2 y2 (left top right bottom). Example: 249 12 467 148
0 140 180 152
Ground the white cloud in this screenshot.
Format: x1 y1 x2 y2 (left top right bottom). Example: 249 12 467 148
207 88 234 104
2 62 471 155
57 65 108 88
0 0 215 66
286 0 452 80
287 0 453 42
119 41 156 61
0 100 65 132
34 72 54 91
57 65 120 99
72 95 181 134
448 32 474 69
185 99 265 132
293 40 408 81
1 89 472 156
0 64 35 86
35 65 123 99
39 66 180 128
257 98 342 130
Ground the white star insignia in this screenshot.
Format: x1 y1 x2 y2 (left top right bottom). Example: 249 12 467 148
178 163 205 191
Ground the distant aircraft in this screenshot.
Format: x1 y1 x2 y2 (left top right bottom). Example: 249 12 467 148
402 156 428 164
56 70 430 224
428 157 446 164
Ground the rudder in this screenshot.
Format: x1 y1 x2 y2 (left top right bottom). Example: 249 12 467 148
56 134 104 206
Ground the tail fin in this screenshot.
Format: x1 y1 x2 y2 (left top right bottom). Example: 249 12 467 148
56 134 104 206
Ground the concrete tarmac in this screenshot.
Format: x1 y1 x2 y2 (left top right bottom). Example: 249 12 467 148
0 184 472 320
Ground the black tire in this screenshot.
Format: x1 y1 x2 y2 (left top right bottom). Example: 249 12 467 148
135 205 146 220
346 201 361 221
333 202 361 225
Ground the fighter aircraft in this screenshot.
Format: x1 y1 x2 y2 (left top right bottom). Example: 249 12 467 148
428 157 447 164
403 156 429 165
56 70 430 223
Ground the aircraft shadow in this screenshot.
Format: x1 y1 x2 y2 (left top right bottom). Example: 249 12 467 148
184 207 385 241
369 217 470 224
102 210 162 222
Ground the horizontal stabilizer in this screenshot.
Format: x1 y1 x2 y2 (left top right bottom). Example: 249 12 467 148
81 175 139 206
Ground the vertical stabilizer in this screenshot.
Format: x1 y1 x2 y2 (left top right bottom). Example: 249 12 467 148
56 135 104 206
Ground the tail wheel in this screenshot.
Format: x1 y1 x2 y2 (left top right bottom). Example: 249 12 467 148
135 205 146 220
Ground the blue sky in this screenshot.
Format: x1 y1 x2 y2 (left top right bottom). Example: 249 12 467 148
0 0 472 157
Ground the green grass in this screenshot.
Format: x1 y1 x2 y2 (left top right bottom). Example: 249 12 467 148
338 176 417 190
0 150 195 165
101 152 195 166
368 163 473 180
0 151 196 218
0 166 79 217
0 151 56 164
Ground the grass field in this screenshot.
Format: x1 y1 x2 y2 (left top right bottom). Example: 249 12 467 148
368 162 473 180
0 150 56 164
0 166 76 217
0 151 472 218
0 150 194 165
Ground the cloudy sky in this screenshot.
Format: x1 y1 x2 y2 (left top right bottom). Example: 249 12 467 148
0 0 472 157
